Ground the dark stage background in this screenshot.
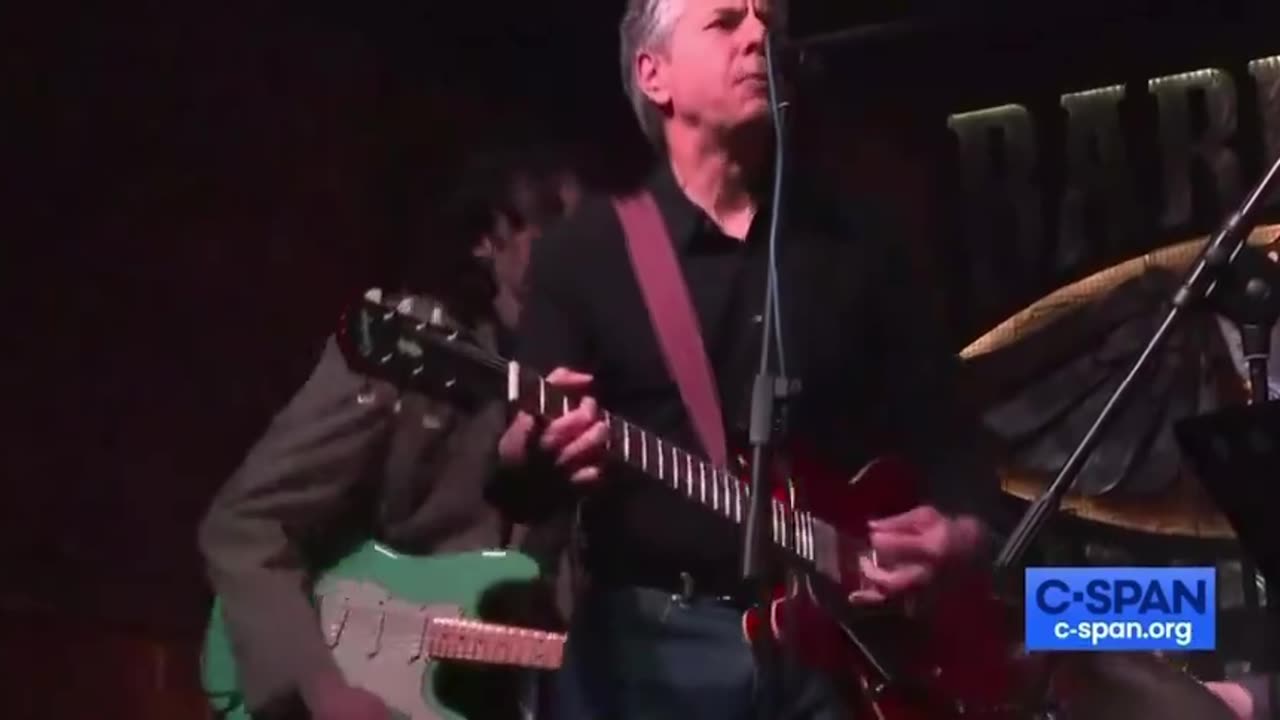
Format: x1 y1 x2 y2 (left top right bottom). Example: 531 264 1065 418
6 0 1280 716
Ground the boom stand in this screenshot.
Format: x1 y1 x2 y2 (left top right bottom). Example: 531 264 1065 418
993 153 1280 579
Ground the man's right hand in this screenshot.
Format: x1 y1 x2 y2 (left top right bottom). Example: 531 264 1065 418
1203 681 1254 720
497 367 607 484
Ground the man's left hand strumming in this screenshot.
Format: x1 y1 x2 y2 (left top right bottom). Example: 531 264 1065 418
850 505 987 604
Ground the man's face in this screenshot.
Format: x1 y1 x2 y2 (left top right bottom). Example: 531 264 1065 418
477 210 538 304
639 0 773 135
474 171 577 323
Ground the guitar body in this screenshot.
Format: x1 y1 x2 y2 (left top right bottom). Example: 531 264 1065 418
201 545 552 720
740 452 1022 719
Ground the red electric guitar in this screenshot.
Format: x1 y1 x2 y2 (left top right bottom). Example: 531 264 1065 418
337 290 1028 719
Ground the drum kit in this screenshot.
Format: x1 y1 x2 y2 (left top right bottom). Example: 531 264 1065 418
964 226 1280 541
957 225 1280 717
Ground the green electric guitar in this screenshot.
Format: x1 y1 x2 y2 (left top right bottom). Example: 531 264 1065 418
201 543 566 720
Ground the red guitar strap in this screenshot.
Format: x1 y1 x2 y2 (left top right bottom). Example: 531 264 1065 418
612 191 729 467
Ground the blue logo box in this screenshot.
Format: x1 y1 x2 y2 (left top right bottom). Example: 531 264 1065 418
1024 566 1216 651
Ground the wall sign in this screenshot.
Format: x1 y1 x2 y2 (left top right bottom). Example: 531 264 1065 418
944 55 1280 324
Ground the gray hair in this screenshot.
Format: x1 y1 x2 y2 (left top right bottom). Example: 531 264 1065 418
619 0 682 149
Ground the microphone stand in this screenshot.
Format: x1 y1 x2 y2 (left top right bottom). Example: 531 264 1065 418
993 152 1280 578
1202 205 1280 620
742 26 795 720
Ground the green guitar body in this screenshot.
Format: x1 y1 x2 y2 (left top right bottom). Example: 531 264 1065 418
201 543 548 720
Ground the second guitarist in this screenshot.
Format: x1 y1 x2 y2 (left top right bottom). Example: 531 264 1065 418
197 148 578 720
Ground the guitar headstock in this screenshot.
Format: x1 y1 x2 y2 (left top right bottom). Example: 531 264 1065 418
335 288 489 397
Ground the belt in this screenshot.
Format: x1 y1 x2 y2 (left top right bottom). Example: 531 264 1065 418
589 563 753 608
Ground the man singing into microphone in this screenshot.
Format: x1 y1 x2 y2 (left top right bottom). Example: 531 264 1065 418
489 1 1004 717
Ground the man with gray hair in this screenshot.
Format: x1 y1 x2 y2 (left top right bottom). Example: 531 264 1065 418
490 0 1004 718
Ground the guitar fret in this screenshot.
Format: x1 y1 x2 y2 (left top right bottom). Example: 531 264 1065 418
804 511 814 561
796 510 807 560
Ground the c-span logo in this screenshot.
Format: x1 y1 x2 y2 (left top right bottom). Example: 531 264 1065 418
1024 567 1215 651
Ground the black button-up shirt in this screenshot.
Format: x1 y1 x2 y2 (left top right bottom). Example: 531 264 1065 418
500 162 999 591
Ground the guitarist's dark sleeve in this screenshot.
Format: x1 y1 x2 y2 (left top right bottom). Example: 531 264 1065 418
486 219 590 524
197 336 400 713
866 223 1006 539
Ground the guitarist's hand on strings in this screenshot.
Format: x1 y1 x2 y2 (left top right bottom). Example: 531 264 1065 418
848 505 985 605
1203 680 1254 720
498 367 608 484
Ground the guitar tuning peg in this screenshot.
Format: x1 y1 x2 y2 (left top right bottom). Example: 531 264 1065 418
364 288 383 303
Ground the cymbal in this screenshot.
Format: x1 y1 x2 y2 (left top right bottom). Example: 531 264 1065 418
962 226 1280 361
999 465 1237 539
963 225 1280 539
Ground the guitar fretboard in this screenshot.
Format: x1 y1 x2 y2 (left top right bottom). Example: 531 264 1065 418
426 617 564 669
509 363 825 568
318 588 565 670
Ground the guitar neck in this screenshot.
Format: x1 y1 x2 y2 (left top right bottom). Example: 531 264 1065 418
425 617 564 669
509 363 821 568
338 298 833 574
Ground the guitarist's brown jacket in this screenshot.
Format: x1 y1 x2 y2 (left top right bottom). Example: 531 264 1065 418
197 296 571 715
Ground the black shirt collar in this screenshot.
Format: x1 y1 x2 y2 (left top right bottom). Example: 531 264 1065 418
644 159 776 252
